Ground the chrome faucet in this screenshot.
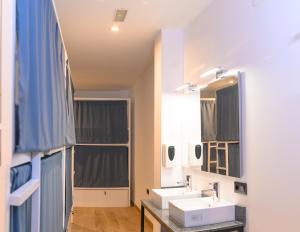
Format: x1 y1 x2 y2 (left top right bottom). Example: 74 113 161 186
201 182 220 201
186 175 192 191
177 175 192 191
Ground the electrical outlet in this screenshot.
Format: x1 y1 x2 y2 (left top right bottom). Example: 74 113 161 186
234 181 247 195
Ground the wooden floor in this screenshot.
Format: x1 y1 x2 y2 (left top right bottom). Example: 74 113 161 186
70 207 153 232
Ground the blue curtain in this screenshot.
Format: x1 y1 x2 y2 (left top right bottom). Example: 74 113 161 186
65 65 76 146
74 101 128 144
10 163 32 232
15 0 70 152
65 147 73 229
41 152 63 232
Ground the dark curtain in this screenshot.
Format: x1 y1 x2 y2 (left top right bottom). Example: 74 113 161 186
65 147 73 228
216 84 239 141
74 101 128 144
10 164 32 232
228 144 240 177
41 152 63 232
15 0 67 152
209 146 217 173
201 100 217 142
201 143 208 172
74 146 129 188
65 66 76 146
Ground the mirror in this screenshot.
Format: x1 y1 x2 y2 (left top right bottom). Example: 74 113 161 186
200 74 242 178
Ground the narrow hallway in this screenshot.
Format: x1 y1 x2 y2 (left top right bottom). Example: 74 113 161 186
2 0 300 232
70 207 153 232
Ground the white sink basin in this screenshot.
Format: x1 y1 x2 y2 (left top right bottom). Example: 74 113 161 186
169 197 235 227
151 188 202 209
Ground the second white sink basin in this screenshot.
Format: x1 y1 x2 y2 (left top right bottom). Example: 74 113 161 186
169 197 235 227
151 188 202 209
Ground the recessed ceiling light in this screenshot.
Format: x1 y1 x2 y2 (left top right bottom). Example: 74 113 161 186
111 25 119 32
114 9 128 22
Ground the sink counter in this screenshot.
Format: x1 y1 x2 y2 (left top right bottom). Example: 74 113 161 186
141 199 245 232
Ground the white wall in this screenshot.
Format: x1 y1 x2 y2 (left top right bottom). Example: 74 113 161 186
158 29 186 187
131 62 163 232
180 92 202 169
128 90 135 203
0 0 15 231
183 0 300 231
153 34 162 190
131 63 155 207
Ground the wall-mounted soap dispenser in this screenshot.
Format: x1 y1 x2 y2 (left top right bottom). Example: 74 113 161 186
188 143 203 167
162 144 176 168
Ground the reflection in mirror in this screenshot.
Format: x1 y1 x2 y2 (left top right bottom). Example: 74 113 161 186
200 75 241 178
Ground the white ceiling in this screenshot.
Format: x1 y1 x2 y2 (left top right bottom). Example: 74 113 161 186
54 0 213 90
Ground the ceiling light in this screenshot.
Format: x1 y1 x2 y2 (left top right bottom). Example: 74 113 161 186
114 9 128 22
176 83 191 92
200 67 222 78
218 70 240 79
194 84 208 91
111 25 119 32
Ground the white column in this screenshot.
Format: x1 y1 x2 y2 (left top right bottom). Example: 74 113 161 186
0 0 16 231
31 153 42 232
153 28 185 232
159 29 185 187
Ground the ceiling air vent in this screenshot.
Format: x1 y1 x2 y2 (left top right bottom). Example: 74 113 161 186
114 9 128 22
